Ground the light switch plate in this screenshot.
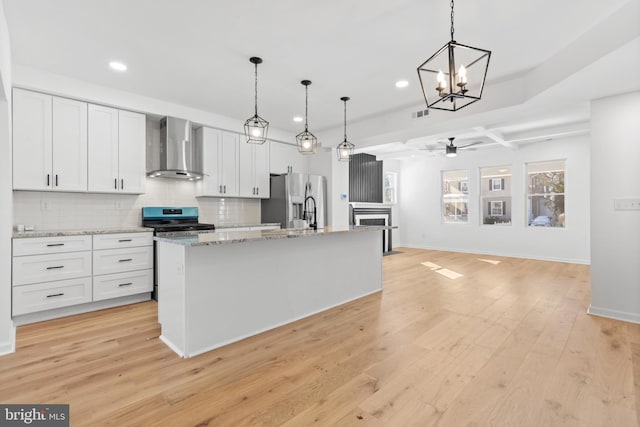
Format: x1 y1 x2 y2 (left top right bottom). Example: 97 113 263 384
614 198 640 210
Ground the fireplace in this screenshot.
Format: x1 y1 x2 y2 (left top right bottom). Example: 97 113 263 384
351 207 392 253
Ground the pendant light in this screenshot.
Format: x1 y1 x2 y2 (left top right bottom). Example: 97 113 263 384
416 0 491 112
336 97 354 162
296 80 317 155
244 57 269 144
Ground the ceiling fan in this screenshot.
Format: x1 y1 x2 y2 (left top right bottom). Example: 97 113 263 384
439 137 483 157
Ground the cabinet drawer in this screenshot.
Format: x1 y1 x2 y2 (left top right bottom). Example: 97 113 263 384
13 251 92 286
93 246 153 275
12 277 92 316
93 232 153 250
93 269 152 301
13 235 92 256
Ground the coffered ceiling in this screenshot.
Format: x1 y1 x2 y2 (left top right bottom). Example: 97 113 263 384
4 0 640 155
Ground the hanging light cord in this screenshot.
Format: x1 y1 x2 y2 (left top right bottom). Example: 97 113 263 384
343 99 348 142
304 85 309 131
450 0 455 41
253 62 258 117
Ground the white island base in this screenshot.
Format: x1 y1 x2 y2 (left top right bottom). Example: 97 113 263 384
157 227 384 358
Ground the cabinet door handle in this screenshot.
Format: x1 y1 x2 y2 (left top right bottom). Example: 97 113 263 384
55 174 58 187
118 239 132 243
219 185 222 193
46 293 64 298
121 179 124 190
118 282 133 287
114 178 118 189
257 187 259 195
118 258 133 263
46 265 65 270
46 243 65 247
223 185 226 193
47 174 50 186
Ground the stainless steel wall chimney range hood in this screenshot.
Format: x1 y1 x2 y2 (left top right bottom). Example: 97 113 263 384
147 116 203 180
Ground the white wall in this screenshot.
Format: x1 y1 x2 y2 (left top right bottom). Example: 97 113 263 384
330 154 350 227
589 91 640 323
0 0 14 355
397 136 590 263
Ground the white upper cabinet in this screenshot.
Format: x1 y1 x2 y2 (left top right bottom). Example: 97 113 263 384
13 89 88 192
239 139 270 198
88 105 146 194
12 89 52 191
117 110 146 194
220 131 239 196
254 141 270 198
88 104 119 192
269 142 308 175
52 97 88 192
198 127 239 197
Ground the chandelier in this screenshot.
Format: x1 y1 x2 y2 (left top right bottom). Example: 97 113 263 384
417 0 491 112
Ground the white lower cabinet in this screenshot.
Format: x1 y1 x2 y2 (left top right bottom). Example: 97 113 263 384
92 232 153 302
12 232 153 318
12 278 93 316
93 269 153 301
93 246 153 275
12 251 92 286
12 235 92 256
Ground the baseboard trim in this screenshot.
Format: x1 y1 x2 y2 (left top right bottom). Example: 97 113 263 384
159 335 185 358
587 305 640 324
399 243 590 265
0 324 16 356
12 293 151 326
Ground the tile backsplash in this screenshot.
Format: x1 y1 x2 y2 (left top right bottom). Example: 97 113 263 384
13 179 261 230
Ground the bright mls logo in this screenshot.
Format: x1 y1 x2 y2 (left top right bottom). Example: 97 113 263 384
0 404 69 426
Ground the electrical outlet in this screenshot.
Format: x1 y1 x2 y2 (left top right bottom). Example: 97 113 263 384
41 200 50 211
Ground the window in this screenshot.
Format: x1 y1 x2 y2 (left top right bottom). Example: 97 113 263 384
481 166 511 225
383 171 397 204
490 178 503 191
442 170 469 223
490 200 505 216
527 160 565 228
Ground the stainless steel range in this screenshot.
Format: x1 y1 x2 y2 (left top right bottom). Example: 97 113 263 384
142 207 215 300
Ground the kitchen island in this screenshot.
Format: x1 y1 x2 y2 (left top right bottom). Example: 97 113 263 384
155 225 394 358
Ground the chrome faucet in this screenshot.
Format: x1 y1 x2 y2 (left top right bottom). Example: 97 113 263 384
303 196 317 230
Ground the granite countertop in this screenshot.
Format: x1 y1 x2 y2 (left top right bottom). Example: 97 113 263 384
215 223 280 229
154 225 397 247
12 226 154 239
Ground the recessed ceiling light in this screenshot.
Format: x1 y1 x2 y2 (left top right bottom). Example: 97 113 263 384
498 168 508 173
395 80 409 88
293 116 303 123
109 61 127 72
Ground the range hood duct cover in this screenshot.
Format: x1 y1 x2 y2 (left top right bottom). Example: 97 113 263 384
147 116 203 180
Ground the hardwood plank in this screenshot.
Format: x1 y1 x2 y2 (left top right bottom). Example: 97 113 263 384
0 248 635 426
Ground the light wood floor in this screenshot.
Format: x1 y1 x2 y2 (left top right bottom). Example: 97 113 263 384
2 248 640 426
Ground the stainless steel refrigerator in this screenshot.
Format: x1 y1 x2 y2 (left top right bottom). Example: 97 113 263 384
261 173 327 229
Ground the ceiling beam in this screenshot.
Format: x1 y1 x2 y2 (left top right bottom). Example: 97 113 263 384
473 126 516 149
